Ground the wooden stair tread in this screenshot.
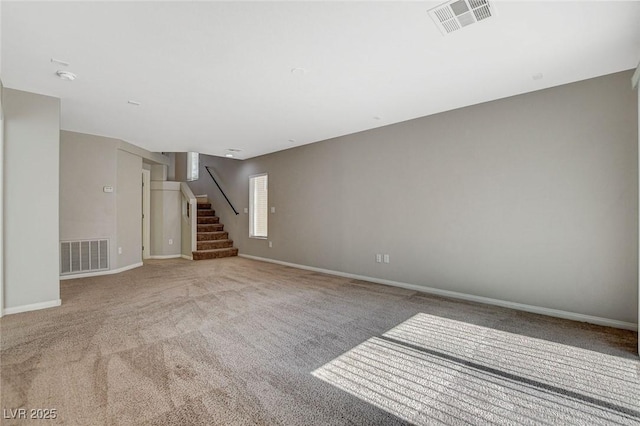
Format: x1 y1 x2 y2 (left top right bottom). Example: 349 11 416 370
197 231 229 241
198 217 220 224
197 239 234 249
193 247 237 253
192 247 239 260
197 224 224 230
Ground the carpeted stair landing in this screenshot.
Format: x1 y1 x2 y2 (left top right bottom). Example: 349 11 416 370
192 200 238 260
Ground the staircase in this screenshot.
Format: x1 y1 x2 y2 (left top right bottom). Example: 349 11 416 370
192 200 238 260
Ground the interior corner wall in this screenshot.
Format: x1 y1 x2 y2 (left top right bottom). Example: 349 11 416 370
116 150 143 268
202 69 639 325
60 131 149 274
3 88 60 309
60 131 119 267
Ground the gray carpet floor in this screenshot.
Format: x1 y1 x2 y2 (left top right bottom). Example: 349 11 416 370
0 257 638 425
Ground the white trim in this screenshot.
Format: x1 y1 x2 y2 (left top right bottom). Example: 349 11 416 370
60 262 143 280
239 254 638 331
4 299 61 315
181 255 193 260
147 254 182 259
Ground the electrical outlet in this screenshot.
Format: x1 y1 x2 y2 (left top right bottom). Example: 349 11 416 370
271 207 276 213
383 254 390 264
169 239 173 245
268 241 273 248
118 247 122 255
376 254 382 263
244 207 248 214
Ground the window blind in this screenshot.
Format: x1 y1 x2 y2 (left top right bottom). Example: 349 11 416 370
249 174 268 238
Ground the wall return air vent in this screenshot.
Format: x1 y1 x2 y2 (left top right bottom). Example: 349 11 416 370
429 0 495 35
60 239 109 275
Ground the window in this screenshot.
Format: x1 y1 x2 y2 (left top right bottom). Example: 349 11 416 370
186 152 199 181
249 174 268 238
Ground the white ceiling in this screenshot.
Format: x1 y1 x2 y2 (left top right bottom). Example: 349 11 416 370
2 1 639 159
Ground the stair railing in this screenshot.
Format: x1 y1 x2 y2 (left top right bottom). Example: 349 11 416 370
204 166 239 215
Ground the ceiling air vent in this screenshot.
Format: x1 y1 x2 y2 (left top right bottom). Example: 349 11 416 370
429 0 495 35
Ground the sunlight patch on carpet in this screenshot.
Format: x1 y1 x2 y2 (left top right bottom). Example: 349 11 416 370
312 314 640 425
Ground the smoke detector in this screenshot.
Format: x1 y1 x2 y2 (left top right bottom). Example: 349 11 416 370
429 0 495 35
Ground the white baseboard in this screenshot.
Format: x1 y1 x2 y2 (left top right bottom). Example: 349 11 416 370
181 255 193 260
4 299 62 315
60 262 143 280
147 255 182 259
238 254 638 331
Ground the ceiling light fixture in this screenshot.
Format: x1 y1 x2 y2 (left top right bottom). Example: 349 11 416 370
532 73 543 80
56 70 76 81
127 100 141 106
288 139 296 143
373 116 381 120
226 148 242 152
225 154 234 158
290 67 307 75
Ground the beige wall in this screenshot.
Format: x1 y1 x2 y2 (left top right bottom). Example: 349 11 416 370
165 152 176 181
116 149 143 267
150 181 181 257
0 82 4 316
3 88 60 309
60 131 119 265
174 152 190 183
193 70 639 325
